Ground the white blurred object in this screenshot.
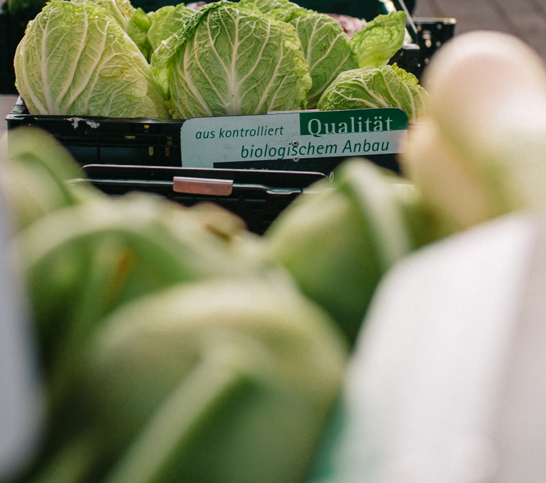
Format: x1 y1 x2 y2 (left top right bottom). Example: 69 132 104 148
0 167 43 480
402 31 546 231
310 211 546 482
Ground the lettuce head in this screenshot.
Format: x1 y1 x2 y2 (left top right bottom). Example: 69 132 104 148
14 0 170 118
150 1 312 119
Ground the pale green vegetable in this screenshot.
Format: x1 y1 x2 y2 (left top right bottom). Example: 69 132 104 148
259 0 303 22
402 31 546 231
76 276 348 483
146 3 196 53
4 127 348 483
71 0 153 60
1 127 99 231
18 193 268 371
14 0 170 118
317 64 428 122
150 1 312 119
307 213 535 483
240 2 405 110
265 158 419 344
349 10 406 68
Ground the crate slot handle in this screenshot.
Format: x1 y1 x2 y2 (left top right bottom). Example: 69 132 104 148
173 176 234 196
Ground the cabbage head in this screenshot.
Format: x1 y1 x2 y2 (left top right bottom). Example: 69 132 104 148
150 1 312 119
14 0 170 118
317 64 428 122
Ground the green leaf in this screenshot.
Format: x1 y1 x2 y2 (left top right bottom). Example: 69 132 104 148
82 276 348 483
237 0 291 16
265 158 415 344
349 10 406 68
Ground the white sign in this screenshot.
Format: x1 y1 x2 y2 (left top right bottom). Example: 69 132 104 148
180 108 408 168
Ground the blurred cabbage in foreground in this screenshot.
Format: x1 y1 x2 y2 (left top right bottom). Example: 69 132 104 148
1 127 349 483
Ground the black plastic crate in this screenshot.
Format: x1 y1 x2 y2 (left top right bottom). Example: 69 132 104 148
7 96 185 165
77 164 327 235
6 97 403 174
414 17 456 72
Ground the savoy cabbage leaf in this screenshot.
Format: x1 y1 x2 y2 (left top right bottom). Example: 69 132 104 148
127 8 154 60
237 1 405 109
237 0 292 16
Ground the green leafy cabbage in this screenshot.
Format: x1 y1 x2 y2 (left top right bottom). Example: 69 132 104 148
150 1 312 119
14 0 170 118
317 64 428 121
